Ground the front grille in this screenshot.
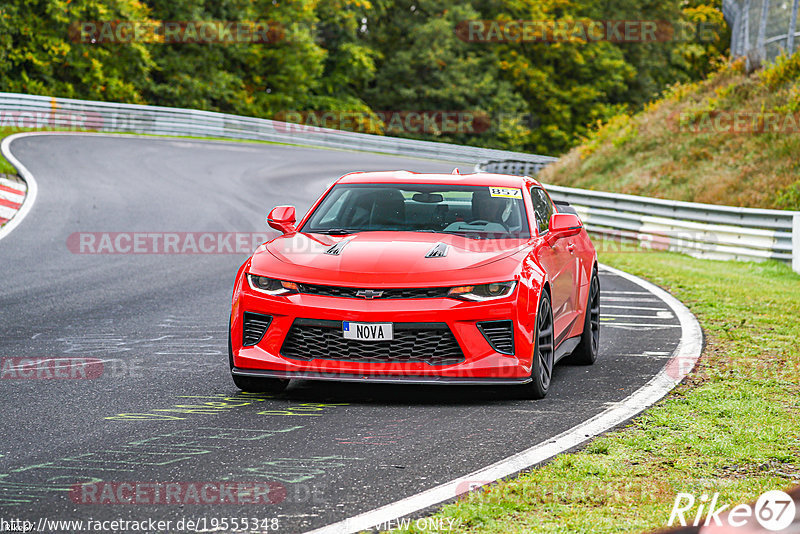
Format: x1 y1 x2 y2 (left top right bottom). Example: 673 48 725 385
296 284 450 299
280 319 465 366
242 312 272 346
477 320 515 354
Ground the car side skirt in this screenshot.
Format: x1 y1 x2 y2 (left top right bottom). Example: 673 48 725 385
554 335 581 364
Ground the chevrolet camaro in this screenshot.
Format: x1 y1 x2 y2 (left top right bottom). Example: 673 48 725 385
228 170 599 398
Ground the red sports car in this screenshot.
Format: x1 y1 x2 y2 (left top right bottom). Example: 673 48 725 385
229 170 599 398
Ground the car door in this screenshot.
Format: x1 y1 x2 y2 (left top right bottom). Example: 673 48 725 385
531 187 579 343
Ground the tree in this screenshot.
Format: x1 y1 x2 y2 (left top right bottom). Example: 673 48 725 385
0 0 153 102
361 0 531 149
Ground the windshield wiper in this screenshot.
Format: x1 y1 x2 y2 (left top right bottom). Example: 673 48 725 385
437 230 483 239
312 228 357 235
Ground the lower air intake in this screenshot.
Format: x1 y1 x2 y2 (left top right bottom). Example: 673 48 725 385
242 312 272 346
477 320 515 354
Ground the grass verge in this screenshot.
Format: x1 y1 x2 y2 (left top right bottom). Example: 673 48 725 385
388 247 800 533
0 127 23 175
540 53 800 210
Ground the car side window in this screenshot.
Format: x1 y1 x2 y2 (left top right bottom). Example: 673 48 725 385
530 187 554 235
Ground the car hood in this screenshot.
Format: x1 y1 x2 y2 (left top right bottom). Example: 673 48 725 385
248 231 529 286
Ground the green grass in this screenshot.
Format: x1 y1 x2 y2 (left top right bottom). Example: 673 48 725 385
0 127 21 174
386 247 800 534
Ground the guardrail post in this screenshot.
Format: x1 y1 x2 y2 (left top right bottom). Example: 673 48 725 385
793 214 800 274
789 0 799 51
744 0 752 69
757 0 770 64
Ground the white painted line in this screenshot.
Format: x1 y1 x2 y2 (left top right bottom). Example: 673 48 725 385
302 264 703 534
0 133 39 241
601 322 682 328
1 130 274 239
603 289 650 295
600 296 661 302
601 305 667 311
601 312 674 319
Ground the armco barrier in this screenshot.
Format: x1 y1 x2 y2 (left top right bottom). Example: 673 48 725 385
0 93 557 166
479 160 800 273
0 92 797 274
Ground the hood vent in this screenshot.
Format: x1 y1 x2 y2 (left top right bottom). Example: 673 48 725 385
324 237 355 256
425 242 449 258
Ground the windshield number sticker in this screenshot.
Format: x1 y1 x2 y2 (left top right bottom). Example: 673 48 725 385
489 187 522 199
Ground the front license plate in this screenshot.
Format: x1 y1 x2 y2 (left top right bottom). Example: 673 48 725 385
343 322 393 341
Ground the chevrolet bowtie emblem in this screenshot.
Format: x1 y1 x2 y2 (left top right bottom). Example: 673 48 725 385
356 289 384 299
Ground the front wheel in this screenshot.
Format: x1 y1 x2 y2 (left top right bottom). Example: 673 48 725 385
228 324 289 393
517 290 554 399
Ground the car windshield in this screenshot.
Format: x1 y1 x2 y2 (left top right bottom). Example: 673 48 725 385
301 183 531 239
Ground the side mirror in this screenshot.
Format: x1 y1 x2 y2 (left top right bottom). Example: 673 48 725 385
267 206 296 234
548 213 582 239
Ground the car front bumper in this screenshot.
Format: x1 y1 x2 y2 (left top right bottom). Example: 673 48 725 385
231 289 535 381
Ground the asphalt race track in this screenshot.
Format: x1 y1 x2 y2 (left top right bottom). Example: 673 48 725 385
0 135 683 533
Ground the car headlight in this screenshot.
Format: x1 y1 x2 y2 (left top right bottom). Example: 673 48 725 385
247 274 298 296
448 281 517 302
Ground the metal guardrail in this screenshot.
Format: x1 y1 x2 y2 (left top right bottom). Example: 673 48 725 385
473 159 553 178
0 92 557 167
478 161 800 274
0 92 797 274
724 0 800 67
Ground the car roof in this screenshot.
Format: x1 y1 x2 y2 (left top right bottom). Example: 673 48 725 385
336 170 542 189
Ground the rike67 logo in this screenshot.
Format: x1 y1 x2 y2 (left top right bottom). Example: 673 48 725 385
668 490 796 531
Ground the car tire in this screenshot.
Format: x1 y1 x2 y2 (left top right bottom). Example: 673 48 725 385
517 290 554 399
228 322 289 394
566 267 600 365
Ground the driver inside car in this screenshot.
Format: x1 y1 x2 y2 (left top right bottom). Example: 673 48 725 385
471 190 512 226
